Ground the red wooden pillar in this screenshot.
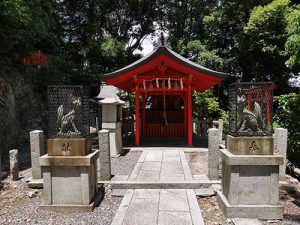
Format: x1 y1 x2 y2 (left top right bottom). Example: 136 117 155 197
135 89 140 145
187 86 192 146
142 94 146 136
184 93 187 136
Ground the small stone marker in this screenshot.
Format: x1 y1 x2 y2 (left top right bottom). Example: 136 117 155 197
98 129 111 181
30 130 45 179
96 117 99 133
218 119 224 142
9 149 19 180
273 128 287 179
0 149 2 187
208 128 220 180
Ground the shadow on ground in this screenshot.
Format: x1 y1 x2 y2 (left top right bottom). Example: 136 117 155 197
122 136 208 148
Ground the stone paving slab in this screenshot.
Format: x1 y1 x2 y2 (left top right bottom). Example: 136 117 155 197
159 189 189 211
128 149 194 182
111 189 205 225
158 211 192 225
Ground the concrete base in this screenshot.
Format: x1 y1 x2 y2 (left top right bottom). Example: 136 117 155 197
218 148 283 220
41 188 103 213
217 191 283 219
40 150 100 211
220 149 283 206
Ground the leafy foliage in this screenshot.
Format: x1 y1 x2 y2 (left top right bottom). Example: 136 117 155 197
274 93 300 167
193 89 220 121
220 110 229 136
117 90 136 119
285 8 300 68
0 0 58 57
1 0 300 99
177 39 226 73
242 0 290 91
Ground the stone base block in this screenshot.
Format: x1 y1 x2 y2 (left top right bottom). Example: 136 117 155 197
102 122 123 157
227 135 273 155
28 178 43 188
41 189 103 213
220 149 283 206
40 150 99 211
48 138 91 156
217 191 283 219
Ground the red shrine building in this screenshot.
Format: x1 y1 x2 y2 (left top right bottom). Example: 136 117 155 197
103 41 229 146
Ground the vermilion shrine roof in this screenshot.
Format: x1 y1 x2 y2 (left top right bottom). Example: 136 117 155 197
102 43 230 92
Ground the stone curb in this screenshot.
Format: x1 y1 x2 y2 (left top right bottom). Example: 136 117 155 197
110 180 211 189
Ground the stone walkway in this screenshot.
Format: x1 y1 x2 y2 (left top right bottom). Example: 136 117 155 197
111 149 206 225
128 150 193 181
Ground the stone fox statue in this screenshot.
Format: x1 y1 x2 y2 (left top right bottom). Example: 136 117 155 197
237 95 262 132
57 97 81 135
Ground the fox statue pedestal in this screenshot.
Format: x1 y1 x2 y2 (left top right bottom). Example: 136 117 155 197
42 86 101 212
39 148 101 213
217 146 284 219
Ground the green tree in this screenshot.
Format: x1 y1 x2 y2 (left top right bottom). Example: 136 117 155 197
285 7 300 69
102 0 162 53
242 0 291 92
164 0 218 49
274 93 300 167
0 0 59 58
203 0 273 75
177 39 225 71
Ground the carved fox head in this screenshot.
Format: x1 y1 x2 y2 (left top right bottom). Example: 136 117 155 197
71 97 81 108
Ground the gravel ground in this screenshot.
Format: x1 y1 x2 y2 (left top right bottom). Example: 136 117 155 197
185 152 208 176
111 150 141 176
199 191 300 225
0 150 141 225
1 149 299 225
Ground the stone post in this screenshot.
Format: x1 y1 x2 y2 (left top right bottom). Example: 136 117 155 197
98 130 111 181
9 149 19 180
0 148 2 187
208 128 220 180
30 130 45 179
96 117 99 133
218 119 224 143
274 128 288 179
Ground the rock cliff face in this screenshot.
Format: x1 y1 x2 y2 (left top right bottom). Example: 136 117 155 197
0 64 46 164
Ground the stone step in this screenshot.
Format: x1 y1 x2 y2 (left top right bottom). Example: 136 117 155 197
110 180 211 189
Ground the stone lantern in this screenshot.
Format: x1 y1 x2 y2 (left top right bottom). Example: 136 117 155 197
99 97 124 157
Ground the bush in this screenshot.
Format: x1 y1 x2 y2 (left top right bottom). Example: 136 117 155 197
274 93 300 167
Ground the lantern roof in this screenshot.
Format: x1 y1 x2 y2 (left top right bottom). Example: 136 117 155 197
102 42 230 92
